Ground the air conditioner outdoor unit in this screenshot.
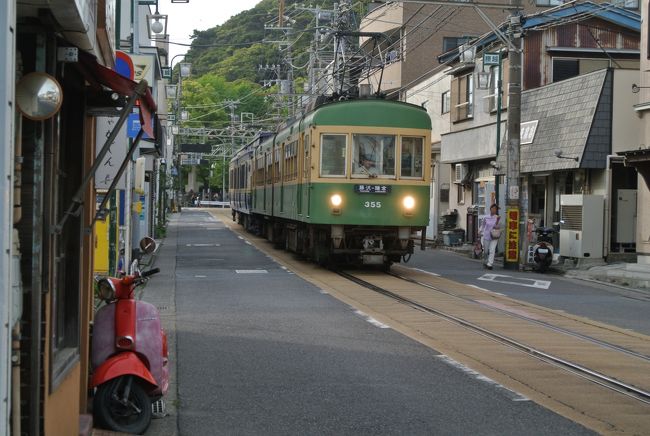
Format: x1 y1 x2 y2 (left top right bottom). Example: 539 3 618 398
559 194 604 259
454 163 468 183
459 45 476 63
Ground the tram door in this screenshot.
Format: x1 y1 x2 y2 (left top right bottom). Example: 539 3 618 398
297 134 304 215
302 133 311 217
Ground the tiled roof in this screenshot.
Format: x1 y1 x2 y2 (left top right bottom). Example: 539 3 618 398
496 69 609 173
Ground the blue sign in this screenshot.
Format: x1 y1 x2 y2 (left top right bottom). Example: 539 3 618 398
127 113 152 139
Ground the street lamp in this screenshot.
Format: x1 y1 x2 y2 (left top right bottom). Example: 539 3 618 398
180 62 192 79
165 84 177 99
146 2 168 40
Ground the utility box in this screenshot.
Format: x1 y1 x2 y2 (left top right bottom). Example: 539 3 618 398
615 189 637 244
442 229 465 246
559 194 604 259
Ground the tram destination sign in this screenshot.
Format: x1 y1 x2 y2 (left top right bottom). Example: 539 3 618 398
354 184 391 194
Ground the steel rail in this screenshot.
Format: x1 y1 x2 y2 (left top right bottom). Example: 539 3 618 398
389 271 650 363
336 270 650 405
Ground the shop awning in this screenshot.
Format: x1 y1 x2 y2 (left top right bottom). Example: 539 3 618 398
619 148 650 188
55 49 158 234
76 49 157 138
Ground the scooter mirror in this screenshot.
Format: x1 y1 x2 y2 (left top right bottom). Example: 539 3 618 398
139 236 156 254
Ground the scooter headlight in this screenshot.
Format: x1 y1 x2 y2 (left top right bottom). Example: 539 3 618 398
97 278 116 301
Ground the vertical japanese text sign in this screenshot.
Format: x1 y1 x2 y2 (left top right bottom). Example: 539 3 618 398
505 208 520 262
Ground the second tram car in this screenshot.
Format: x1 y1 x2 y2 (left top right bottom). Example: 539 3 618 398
229 98 432 267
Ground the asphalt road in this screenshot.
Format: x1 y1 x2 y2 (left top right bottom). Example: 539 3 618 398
405 248 650 335
171 210 594 435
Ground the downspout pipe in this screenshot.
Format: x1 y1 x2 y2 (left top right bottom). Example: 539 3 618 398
605 154 625 259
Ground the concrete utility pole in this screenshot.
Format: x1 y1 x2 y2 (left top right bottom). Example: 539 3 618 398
504 3 523 270
224 100 238 200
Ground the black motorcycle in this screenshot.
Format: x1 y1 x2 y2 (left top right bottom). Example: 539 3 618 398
532 227 555 272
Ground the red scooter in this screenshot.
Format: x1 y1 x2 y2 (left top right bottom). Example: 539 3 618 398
91 238 168 434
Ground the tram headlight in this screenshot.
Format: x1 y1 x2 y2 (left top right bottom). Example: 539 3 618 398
330 194 342 215
402 195 415 216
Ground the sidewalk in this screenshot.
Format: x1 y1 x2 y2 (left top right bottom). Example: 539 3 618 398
140 214 179 436
436 242 650 292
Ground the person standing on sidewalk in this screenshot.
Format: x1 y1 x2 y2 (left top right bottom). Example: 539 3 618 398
479 204 501 270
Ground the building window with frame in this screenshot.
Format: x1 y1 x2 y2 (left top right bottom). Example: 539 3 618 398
450 73 473 122
457 184 465 205
443 36 474 53
441 90 450 114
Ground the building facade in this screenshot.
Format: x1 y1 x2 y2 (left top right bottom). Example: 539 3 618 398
1 1 167 434
439 2 641 262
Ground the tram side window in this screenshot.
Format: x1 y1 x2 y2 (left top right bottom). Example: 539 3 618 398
352 134 395 177
320 134 347 177
401 137 424 178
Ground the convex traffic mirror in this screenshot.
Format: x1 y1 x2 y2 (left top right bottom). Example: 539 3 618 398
16 72 63 120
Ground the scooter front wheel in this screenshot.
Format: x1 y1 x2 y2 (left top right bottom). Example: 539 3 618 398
94 375 152 434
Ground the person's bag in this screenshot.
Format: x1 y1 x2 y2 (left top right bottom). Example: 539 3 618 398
490 216 501 239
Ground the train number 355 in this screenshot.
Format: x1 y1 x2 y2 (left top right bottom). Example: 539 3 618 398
363 201 382 208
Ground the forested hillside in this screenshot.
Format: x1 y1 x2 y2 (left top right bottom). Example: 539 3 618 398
184 0 371 82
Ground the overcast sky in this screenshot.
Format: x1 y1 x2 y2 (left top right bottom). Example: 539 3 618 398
159 0 261 63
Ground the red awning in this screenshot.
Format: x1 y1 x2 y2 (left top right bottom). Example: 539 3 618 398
77 50 157 138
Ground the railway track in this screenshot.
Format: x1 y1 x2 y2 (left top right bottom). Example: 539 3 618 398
337 269 650 406
211 209 650 433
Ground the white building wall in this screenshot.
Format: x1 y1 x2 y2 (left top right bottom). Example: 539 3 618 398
612 69 642 154
405 71 452 238
635 0 650 265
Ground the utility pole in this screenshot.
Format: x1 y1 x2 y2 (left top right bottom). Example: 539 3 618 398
332 0 353 93
504 3 523 270
223 100 238 201
294 4 336 107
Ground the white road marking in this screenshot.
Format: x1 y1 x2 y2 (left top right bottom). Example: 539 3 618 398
280 266 294 274
194 275 207 278
354 310 390 328
478 273 551 289
185 243 221 247
467 284 504 296
235 270 268 274
436 355 529 401
406 267 440 277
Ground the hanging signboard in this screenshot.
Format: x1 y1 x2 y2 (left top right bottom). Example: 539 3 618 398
95 116 128 190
